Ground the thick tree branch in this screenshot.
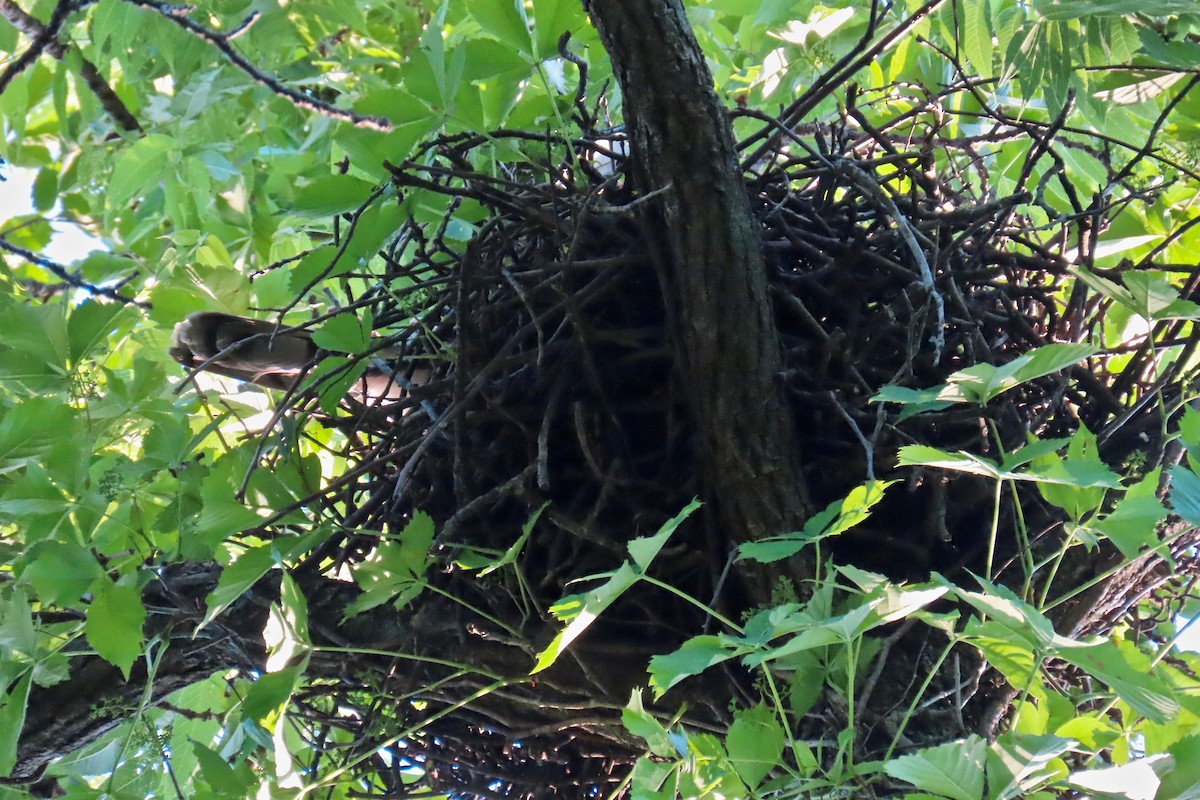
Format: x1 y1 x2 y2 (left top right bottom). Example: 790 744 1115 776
581 1 812 565
13 564 670 785
14 564 273 782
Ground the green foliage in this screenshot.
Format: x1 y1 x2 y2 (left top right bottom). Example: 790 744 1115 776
533 499 701 674
344 510 436 617
84 579 146 679
1 0 1199 797
738 480 896 563
884 737 986 800
616 520 1200 798
873 343 1098 420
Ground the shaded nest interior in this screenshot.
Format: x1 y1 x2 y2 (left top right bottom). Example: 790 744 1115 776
242 90 1200 797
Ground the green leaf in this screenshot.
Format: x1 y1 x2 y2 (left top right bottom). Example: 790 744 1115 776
291 174 378 218
648 635 739 697
187 502 265 561
1057 640 1179 723
0 673 32 776
785 651 825 719
1071 267 1200 322
861 581 949 625
277 572 311 650
900 444 1120 489
1180 406 1200 460
961 623 1040 687
67 300 126 364
335 112 437 183
31 167 57 212
1032 0 1199 19
1031 426 1118 518
741 605 874 667
1158 735 1200 800
242 666 301 727
1053 716 1120 751
869 384 954 421
91 0 143 55
21 541 103 605
311 310 373 355
187 457 271 558
201 546 275 630
304 356 370 414
85 579 146 679
76 253 137 287
948 575 1062 650
1168 465 1200 527
419 3 454 105
738 481 894 563
345 511 435 617
471 1 532 57
1122 272 1200 321
897 446 1003 479
532 0 587 59
879 344 1097 411
1001 438 1071 471
193 741 256 798
961 0 992 79
195 235 233 269
948 343 1097 405
726 704 784 789
108 134 176 207
0 303 70 377
884 736 986 800
628 498 699 569
734 539 812 563
816 481 895 538
622 689 674 758
986 733 1073 800
1090 486 1164 560
0 14 18 54
0 397 77 473
0 590 36 669
532 563 639 674
535 500 696 673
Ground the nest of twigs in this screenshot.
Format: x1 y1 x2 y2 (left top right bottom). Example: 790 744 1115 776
257 86 1198 797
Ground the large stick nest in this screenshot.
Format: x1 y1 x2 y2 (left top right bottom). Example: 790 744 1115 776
244 84 1200 797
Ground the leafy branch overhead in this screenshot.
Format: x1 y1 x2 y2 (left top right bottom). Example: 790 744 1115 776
2 2 1200 799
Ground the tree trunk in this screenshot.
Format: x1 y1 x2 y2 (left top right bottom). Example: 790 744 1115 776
582 1 812 561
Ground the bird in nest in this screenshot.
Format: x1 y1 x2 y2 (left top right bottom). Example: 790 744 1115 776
169 311 432 407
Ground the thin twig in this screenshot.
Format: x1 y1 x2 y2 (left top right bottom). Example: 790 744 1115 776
123 0 392 130
0 234 147 306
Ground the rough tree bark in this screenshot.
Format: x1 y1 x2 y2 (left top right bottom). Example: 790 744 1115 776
13 565 670 782
12 565 271 782
582 0 813 557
